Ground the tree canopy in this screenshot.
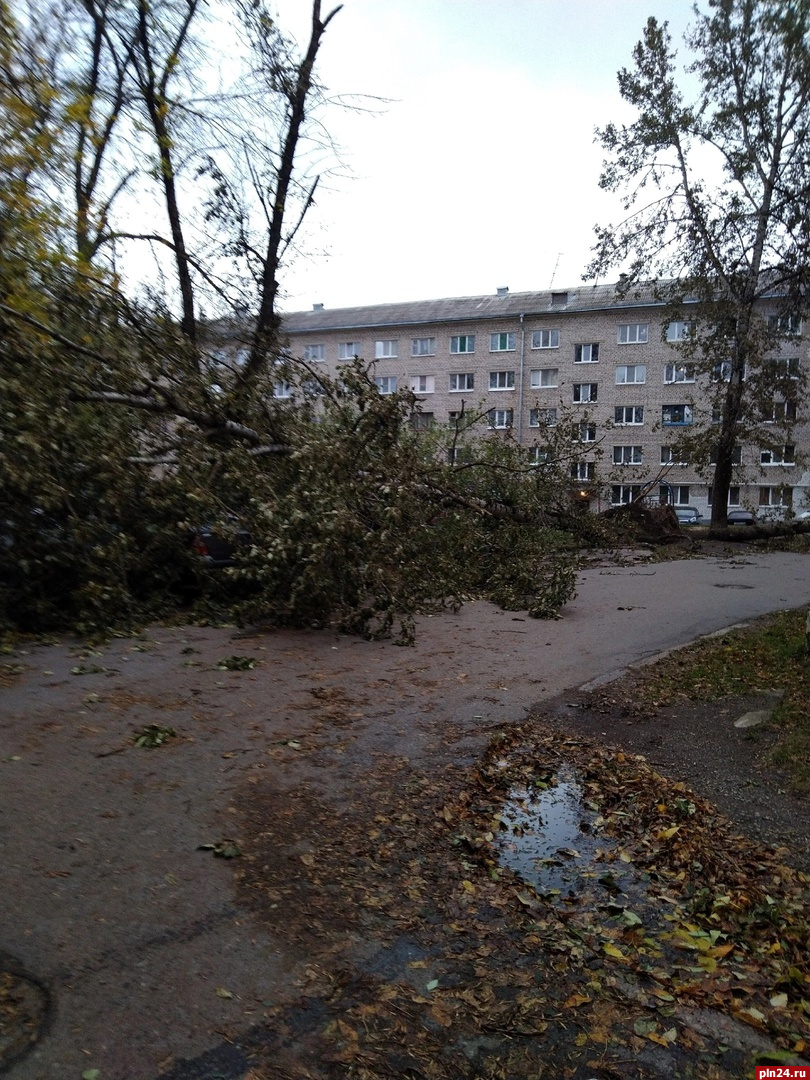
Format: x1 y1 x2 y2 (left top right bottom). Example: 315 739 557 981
0 0 601 639
588 0 810 528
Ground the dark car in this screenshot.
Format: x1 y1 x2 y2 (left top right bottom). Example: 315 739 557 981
726 509 756 526
675 506 703 526
190 524 250 568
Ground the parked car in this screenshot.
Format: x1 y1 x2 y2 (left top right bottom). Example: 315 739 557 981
675 506 703 526
726 509 756 526
190 524 250 568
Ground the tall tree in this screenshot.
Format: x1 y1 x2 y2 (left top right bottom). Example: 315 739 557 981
588 0 810 528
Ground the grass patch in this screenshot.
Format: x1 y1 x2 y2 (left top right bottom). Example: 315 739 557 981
635 608 810 791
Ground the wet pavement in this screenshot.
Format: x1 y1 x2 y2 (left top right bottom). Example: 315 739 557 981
2 550 810 1078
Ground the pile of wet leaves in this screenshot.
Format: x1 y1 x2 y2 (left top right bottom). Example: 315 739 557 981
232 722 810 1079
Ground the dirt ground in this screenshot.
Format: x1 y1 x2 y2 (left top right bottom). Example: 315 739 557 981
2 552 810 1080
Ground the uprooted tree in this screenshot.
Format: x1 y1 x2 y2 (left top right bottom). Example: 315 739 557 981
588 0 810 529
0 0 608 639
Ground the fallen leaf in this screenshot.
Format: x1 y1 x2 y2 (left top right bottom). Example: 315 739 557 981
215 987 234 999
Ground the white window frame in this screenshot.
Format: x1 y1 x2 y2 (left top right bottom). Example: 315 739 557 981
762 400 798 423
375 376 397 395
760 445 795 466
615 365 646 384
665 363 696 384
273 381 293 399
529 407 557 427
489 408 514 430
450 335 475 354
531 329 560 350
759 485 792 507
489 370 515 390
571 462 595 481
660 446 689 465
769 314 802 336
613 445 643 465
666 321 693 342
573 383 598 403
579 423 597 443
772 357 800 379
530 368 558 388
302 344 325 362
574 343 599 363
614 406 644 425
662 404 694 426
617 323 649 344
410 375 435 394
411 337 436 357
611 484 643 505
529 446 551 466
375 340 398 359
338 342 360 360
707 486 741 507
449 372 474 392
490 332 516 352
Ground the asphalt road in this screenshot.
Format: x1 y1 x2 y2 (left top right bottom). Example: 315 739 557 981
2 549 809 1080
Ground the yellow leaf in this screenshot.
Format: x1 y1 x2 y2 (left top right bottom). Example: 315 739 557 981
462 879 476 894
658 826 681 840
300 853 315 867
215 987 233 999
603 943 627 960
770 993 789 1008
564 993 591 1008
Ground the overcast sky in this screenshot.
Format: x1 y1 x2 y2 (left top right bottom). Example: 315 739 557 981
270 0 697 313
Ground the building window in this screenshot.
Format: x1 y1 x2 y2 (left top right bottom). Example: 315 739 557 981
662 404 693 426
411 337 435 356
709 445 742 465
450 335 475 353
571 462 595 481
375 340 398 359
530 368 558 388
447 446 474 465
375 376 397 394
529 407 558 427
761 400 798 423
449 372 474 392
761 445 795 465
769 356 800 379
574 343 599 363
661 485 690 505
489 370 515 390
707 486 741 506
611 484 643 504
580 423 597 443
760 485 792 507
273 381 293 398
531 329 560 349
410 375 435 394
666 321 693 342
338 342 360 360
613 445 643 465
303 344 325 361
617 323 648 344
490 332 516 352
712 361 732 381
769 314 801 335
573 383 598 403
411 412 434 431
661 445 689 465
529 446 551 466
489 408 514 429
615 365 646 384
665 363 696 383
614 405 644 425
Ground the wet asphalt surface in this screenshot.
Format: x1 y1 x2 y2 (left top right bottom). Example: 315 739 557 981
2 550 810 1079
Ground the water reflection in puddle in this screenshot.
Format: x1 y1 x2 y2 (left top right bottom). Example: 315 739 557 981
496 765 622 899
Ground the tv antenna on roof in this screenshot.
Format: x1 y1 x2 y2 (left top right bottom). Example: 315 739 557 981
549 253 563 289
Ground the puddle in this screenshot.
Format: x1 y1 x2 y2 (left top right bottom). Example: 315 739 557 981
496 765 623 899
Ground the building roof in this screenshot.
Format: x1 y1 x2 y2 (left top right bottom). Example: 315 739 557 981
281 281 668 335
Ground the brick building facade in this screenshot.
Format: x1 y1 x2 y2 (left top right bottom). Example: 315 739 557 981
280 282 809 518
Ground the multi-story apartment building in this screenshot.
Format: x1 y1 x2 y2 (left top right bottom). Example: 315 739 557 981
281 282 809 518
